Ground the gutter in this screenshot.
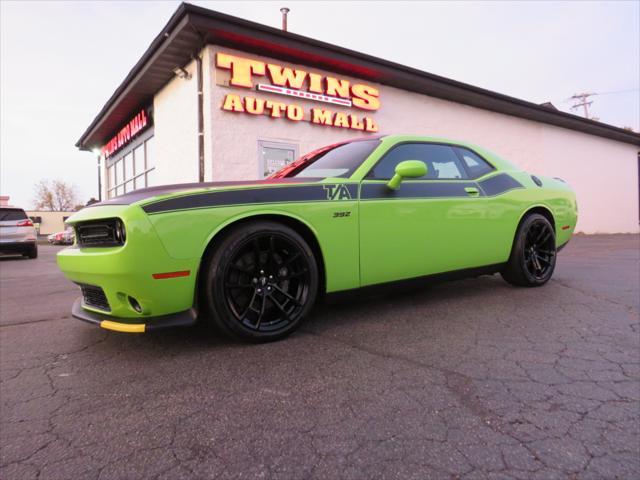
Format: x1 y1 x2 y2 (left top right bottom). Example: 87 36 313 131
195 53 205 182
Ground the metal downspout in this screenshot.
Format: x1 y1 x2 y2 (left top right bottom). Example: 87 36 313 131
196 54 205 182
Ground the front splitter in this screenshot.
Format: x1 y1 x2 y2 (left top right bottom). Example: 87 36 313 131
71 298 198 332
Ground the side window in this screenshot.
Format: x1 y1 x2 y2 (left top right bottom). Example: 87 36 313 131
455 147 494 179
369 144 468 180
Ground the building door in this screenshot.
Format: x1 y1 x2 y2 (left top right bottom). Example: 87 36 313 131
258 140 298 178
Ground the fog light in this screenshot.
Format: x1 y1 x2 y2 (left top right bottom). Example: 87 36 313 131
128 296 143 313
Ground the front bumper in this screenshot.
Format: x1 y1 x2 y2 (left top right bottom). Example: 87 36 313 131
71 297 197 332
57 204 201 320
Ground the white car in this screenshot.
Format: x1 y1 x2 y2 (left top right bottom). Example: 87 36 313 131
0 207 38 258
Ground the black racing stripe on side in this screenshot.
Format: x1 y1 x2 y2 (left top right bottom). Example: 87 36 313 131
142 184 358 214
361 181 478 200
478 173 524 196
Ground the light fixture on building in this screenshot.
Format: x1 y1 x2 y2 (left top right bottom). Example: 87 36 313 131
92 148 102 202
173 66 192 80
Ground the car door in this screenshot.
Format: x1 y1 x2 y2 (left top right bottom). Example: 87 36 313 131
358 142 500 286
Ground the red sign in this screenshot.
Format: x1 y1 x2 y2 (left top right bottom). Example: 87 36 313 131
101 109 150 158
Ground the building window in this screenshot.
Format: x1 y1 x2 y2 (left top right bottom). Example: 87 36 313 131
258 140 298 178
106 135 155 198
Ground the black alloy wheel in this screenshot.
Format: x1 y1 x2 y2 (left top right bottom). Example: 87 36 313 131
501 213 557 287
203 221 318 341
523 220 555 280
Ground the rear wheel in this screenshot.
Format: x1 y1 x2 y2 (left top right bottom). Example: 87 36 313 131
501 213 556 287
24 244 38 259
203 221 319 342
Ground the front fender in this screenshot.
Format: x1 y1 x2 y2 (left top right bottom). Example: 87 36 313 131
147 201 359 293
147 206 322 260
200 208 323 255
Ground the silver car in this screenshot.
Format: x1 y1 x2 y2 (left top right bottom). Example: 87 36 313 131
0 207 38 258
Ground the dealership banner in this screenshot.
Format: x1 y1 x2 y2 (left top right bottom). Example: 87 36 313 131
215 52 380 132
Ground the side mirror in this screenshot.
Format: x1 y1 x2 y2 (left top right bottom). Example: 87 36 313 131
387 160 428 190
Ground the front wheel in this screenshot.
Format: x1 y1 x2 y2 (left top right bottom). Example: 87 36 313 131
501 213 556 287
202 221 319 342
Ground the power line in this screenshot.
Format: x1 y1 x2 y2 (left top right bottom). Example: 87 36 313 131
564 88 638 119
561 88 638 103
596 88 639 96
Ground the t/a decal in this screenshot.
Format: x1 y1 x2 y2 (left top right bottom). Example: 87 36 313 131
323 184 352 201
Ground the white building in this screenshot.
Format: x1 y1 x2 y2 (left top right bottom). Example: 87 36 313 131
76 3 640 234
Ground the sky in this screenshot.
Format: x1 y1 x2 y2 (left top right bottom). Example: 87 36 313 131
1 0 638 208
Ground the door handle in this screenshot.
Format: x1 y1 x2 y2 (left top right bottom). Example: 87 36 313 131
464 187 480 197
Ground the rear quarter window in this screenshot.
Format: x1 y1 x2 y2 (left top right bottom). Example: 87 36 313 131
454 147 495 179
0 208 28 221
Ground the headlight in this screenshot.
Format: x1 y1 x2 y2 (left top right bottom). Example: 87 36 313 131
75 218 126 247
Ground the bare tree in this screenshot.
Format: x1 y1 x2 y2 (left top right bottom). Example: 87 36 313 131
33 180 79 211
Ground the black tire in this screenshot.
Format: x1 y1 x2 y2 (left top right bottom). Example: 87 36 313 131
501 213 556 287
202 221 319 342
24 244 38 259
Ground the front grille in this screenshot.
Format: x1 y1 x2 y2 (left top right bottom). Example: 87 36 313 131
75 218 125 247
79 284 111 312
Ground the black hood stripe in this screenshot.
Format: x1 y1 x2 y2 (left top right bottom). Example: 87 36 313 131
141 173 523 214
93 178 322 207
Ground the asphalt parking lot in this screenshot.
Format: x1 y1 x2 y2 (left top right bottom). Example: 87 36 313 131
1 236 638 480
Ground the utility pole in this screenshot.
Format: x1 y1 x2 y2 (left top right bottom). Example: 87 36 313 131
569 92 596 119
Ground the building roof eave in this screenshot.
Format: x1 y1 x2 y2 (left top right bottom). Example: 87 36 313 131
77 2 640 150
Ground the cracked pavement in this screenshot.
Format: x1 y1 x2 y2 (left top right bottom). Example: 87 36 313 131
1 235 638 479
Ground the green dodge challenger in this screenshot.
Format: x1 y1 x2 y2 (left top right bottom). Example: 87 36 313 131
57 135 577 341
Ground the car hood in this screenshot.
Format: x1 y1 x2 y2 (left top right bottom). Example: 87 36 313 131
89 178 321 207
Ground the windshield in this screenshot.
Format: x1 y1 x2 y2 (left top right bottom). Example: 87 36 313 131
269 139 381 179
